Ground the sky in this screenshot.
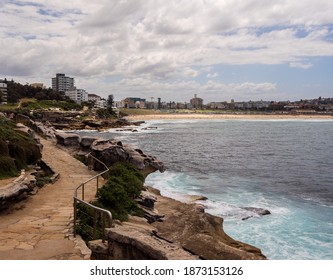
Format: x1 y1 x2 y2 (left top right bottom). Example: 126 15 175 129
1 0 333 103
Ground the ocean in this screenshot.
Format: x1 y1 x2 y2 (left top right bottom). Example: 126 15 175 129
76 118 333 260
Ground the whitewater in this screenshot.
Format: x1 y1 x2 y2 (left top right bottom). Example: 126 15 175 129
76 118 333 260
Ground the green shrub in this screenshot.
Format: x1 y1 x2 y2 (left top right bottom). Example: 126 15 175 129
36 176 51 188
76 162 145 244
0 156 18 179
0 118 42 177
74 154 88 165
0 139 9 155
96 163 145 221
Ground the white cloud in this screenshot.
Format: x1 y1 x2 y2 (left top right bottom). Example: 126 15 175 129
207 72 219 78
1 0 333 101
289 62 314 69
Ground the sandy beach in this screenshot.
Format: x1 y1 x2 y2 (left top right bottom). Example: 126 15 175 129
125 113 333 121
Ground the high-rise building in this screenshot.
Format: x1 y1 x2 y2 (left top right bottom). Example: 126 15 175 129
0 80 7 104
52 73 74 92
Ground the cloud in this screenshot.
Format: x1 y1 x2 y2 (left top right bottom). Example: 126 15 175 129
289 61 314 69
207 72 219 78
1 0 333 102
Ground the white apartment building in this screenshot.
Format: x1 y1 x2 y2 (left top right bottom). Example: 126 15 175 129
65 87 88 104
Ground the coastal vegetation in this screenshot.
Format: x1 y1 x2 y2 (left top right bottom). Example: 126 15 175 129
0 117 41 179
75 162 145 241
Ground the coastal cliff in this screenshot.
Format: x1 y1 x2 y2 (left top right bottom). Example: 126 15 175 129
90 186 266 260
9 119 266 260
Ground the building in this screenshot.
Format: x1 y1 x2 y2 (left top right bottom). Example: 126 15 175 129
30 83 45 89
122 97 146 108
52 73 74 92
0 80 7 104
88 94 101 103
65 87 88 104
190 94 203 109
207 102 227 109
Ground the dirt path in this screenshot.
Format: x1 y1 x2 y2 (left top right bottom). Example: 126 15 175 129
0 138 100 260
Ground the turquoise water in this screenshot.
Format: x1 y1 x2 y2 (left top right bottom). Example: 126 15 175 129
77 118 333 259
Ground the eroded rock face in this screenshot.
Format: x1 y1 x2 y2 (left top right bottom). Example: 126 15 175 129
90 139 165 177
150 188 267 260
30 121 57 139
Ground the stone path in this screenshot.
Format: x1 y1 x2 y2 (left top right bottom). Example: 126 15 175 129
0 138 100 260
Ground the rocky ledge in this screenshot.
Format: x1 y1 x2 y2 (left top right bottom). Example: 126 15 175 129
29 120 265 260
89 187 266 260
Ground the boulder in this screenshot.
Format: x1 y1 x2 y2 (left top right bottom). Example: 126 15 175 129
80 136 99 150
136 191 157 209
241 207 271 220
90 139 165 177
30 121 57 139
55 132 81 147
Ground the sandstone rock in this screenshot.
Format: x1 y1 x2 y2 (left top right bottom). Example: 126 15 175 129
104 224 198 260
30 121 57 139
136 191 157 209
90 139 165 177
55 132 81 147
80 136 99 150
151 190 266 260
82 120 103 128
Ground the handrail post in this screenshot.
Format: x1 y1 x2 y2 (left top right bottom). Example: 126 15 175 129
82 184 85 201
73 198 77 237
96 176 99 194
102 213 105 243
93 209 97 240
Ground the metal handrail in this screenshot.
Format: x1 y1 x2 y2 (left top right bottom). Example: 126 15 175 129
73 153 112 243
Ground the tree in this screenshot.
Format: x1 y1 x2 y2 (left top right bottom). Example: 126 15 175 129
107 94 114 114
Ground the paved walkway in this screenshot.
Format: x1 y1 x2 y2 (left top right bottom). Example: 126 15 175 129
0 138 100 260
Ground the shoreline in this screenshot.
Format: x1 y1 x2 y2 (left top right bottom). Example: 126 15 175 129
125 113 333 121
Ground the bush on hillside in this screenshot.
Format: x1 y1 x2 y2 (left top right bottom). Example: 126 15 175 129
75 162 145 242
96 163 145 221
0 118 41 178
0 156 18 179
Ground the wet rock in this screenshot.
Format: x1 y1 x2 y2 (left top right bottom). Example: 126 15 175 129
241 207 271 220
